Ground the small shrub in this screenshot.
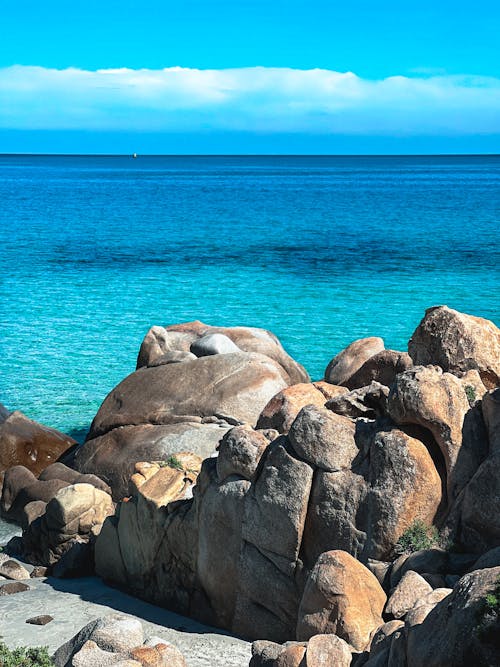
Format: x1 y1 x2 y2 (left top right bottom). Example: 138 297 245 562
158 455 184 471
464 385 477 406
393 520 439 557
0 642 54 666
484 577 500 614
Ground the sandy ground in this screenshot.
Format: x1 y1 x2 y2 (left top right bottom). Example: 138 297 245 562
0 574 251 667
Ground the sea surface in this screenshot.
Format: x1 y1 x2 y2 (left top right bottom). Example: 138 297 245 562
0 155 499 445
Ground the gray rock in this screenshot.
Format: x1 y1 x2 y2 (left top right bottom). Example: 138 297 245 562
26 614 53 625
0 559 30 580
326 382 389 419
190 333 241 356
0 581 30 595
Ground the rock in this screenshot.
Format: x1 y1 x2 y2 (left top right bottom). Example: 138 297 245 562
38 462 112 495
369 620 404 656
288 405 359 471
296 550 386 651
385 570 433 619
405 588 452 626
459 451 500 552
388 365 485 500
390 548 476 587
256 383 347 434
250 640 284 666
1 468 70 523
30 565 49 578
148 350 197 366
0 581 30 595
482 388 500 454
406 567 500 666
71 640 132 666
472 546 500 570
325 382 389 420
0 410 77 477
216 425 270 481
190 332 241 356
54 614 144 667
26 614 53 625
302 427 442 565
275 644 307 667
0 559 30 580
129 455 201 507
324 337 385 386
137 321 309 385
345 350 413 390
130 642 187 667
21 500 47 529
305 634 353 666
21 483 114 568
408 306 500 389
74 422 226 500
0 401 11 422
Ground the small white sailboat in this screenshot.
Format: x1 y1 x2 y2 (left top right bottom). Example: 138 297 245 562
133 153 137 159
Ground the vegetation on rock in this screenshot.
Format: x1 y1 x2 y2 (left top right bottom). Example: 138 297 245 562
159 455 184 471
464 384 477 406
393 520 439 557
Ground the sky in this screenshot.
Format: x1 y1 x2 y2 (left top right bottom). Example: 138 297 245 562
0 0 499 154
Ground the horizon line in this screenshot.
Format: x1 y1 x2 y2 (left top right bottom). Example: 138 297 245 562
2 153 500 158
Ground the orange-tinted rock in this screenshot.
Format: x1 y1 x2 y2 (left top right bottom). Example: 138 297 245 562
305 634 352 666
408 306 500 389
324 337 384 386
297 550 386 651
0 411 76 478
345 349 413 390
256 383 329 433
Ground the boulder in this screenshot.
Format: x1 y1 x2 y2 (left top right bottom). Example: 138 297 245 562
406 567 500 666
344 350 413 390
21 483 114 568
408 306 500 389
0 581 30 595
71 641 133 666
460 451 500 552
0 559 30 580
1 465 70 523
305 634 353 666
388 365 486 501
482 388 500 454
190 332 241 356
137 321 309 385
385 570 433 619
296 550 386 651
324 337 384 386
130 642 187 667
148 350 197 366
216 425 271 481
405 588 452 627
74 422 227 500
38 462 112 494
0 410 76 478
288 405 359 472
325 382 389 420
256 383 347 434
472 547 500 570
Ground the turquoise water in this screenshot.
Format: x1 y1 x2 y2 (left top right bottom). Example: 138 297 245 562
0 155 499 438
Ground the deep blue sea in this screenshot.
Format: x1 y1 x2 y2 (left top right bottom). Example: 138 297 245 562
0 155 499 442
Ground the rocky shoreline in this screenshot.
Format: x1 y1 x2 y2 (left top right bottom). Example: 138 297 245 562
0 305 499 666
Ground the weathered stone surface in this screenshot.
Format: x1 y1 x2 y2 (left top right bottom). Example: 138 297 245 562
0 581 30 595
130 642 187 667
216 425 270 481
302 428 442 565
249 640 284 667
305 634 352 666
368 620 404 656
256 383 344 434
74 422 226 500
482 388 500 454
324 337 385 386
390 548 476 587
472 546 500 570
129 455 201 507
26 614 53 625
190 332 241 356
405 588 452 626
0 559 30 580
1 465 70 523
38 462 112 495
274 643 307 667
137 321 309 385
54 614 144 667
408 305 500 389
326 382 389 420
460 451 500 552
0 410 77 478
297 550 386 651
288 405 358 472
345 350 413 391
148 350 197 366
406 567 500 666
21 483 114 568
385 570 433 619
388 365 485 500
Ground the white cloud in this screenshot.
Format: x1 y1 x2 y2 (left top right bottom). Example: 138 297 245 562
1 65 499 134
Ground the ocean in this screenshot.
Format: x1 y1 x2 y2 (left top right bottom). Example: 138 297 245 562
0 155 499 443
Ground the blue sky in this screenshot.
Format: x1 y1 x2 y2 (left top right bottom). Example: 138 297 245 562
1 0 499 153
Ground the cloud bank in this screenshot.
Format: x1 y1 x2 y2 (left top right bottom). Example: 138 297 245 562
1 65 499 135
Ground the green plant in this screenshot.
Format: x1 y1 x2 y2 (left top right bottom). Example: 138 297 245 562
393 520 439 557
0 642 54 666
484 577 500 614
464 385 477 406
159 455 184 471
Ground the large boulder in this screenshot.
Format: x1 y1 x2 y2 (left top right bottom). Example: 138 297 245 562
137 321 309 385
408 306 500 389
0 410 76 480
406 567 500 666
324 337 385 386
388 365 488 501
344 349 413 390
296 550 386 651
